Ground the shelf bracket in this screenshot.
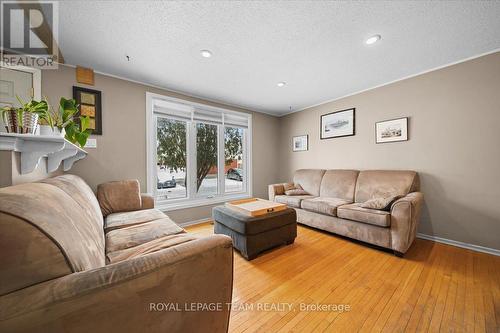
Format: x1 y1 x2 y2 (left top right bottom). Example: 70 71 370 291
47 145 79 172
18 140 65 174
63 150 87 171
0 133 87 175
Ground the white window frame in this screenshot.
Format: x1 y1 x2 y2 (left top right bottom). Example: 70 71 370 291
146 92 252 211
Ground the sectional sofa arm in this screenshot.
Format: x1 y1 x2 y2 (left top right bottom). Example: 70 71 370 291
0 235 234 333
268 183 284 201
141 193 155 209
268 182 294 201
390 192 424 254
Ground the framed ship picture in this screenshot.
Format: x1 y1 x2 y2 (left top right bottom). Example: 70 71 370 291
320 108 355 139
375 117 408 143
73 86 102 135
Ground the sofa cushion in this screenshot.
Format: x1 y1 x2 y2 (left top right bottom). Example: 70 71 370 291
337 203 391 227
296 209 391 249
42 174 104 231
97 180 142 216
301 197 352 217
0 182 106 275
275 194 315 208
354 170 419 203
105 218 185 253
106 234 198 264
293 169 326 196
0 212 72 296
105 208 167 232
319 170 359 201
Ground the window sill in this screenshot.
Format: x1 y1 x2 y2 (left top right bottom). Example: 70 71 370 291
155 193 252 212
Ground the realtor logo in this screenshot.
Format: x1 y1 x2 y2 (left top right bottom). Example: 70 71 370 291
1 0 59 68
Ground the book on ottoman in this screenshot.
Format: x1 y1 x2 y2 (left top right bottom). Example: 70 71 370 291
225 198 286 217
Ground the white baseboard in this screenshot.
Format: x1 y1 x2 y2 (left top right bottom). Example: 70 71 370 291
417 233 500 256
179 218 212 228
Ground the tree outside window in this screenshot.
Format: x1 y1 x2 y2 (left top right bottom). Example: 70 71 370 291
156 120 243 191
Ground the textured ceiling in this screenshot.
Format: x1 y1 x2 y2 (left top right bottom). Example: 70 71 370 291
58 1 500 116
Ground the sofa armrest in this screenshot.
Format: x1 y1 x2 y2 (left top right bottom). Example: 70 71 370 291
390 192 424 254
0 235 234 333
141 193 155 209
268 183 286 201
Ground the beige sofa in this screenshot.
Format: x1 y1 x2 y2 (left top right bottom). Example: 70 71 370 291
0 175 233 333
269 169 423 256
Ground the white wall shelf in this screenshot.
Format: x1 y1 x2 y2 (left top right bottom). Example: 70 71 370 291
0 133 87 174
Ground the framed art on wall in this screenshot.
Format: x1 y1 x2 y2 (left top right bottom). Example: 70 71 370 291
375 117 408 143
292 135 308 151
320 108 355 139
73 86 102 135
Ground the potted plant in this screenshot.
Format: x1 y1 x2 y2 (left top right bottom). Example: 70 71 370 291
38 97 74 137
38 97 92 148
1 96 49 134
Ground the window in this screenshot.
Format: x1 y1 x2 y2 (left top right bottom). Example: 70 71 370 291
224 126 244 193
146 93 252 209
196 122 218 196
156 117 187 200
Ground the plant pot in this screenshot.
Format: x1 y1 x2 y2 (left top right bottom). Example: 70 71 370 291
3 110 38 134
39 125 66 137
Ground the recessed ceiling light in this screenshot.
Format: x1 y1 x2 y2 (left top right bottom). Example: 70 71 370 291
365 34 381 45
277 82 286 87
200 50 212 58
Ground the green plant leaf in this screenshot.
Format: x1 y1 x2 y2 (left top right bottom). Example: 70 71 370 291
80 116 90 132
75 131 90 147
64 122 77 143
15 95 26 108
59 97 78 124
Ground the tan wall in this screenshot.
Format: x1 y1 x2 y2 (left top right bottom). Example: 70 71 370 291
41 65 280 224
278 52 500 250
0 152 11 187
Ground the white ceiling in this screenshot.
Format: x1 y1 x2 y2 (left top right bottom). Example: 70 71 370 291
58 1 500 116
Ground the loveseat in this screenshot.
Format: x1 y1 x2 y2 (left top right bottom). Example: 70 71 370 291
269 169 423 255
0 175 233 333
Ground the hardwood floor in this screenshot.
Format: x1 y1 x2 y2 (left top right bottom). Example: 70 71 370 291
186 222 499 333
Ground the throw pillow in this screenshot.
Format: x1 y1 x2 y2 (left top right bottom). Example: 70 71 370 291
283 183 306 195
361 195 402 211
285 188 309 196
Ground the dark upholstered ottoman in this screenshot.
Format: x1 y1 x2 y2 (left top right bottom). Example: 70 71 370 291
212 206 297 260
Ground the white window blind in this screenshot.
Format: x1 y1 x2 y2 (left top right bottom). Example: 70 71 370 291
153 99 192 121
153 98 250 128
193 108 223 125
225 113 249 128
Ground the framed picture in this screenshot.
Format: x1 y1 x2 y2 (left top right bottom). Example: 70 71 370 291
292 135 308 152
73 86 102 135
320 108 355 139
375 117 408 143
